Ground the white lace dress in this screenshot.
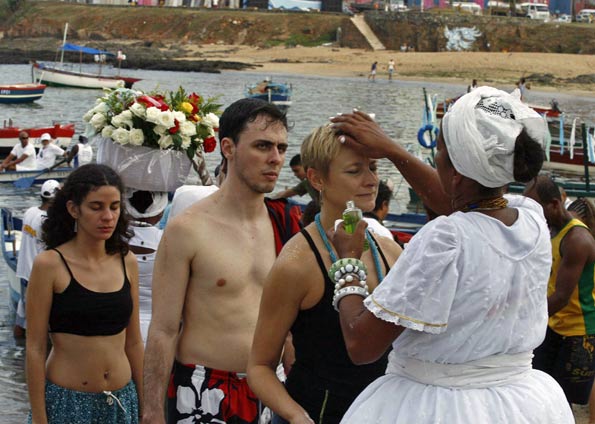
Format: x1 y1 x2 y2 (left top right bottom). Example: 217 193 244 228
341 196 574 424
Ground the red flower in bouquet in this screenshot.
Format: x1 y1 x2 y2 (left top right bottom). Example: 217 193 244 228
169 119 180 135
203 136 217 153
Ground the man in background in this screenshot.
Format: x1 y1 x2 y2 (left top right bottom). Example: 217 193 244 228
67 135 93 168
363 179 395 240
272 154 319 205
524 175 595 407
0 131 36 172
14 179 60 338
36 133 66 170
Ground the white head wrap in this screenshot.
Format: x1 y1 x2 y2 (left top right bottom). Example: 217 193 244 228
442 86 546 188
124 188 168 219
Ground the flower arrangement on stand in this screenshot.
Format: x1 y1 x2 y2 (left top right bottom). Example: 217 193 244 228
83 86 222 191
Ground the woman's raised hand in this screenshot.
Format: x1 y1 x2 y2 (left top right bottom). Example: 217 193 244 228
330 110 398 159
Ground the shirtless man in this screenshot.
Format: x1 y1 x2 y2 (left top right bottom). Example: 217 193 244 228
142 98 301 424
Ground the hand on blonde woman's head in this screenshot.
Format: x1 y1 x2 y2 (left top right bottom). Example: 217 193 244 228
328 220 367 260
330 111 396 159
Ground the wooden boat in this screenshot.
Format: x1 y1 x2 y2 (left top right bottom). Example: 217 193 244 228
31 25 140 89
0 121 75 155
32 60 140 90
245 79 292 111
0 167 73 185
0 83 46 104
1 208 22 320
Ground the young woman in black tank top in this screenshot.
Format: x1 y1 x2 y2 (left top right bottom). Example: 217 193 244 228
247 125 403 424
26 164 143 424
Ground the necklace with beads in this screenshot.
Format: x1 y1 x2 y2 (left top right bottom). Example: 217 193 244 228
314 213 384 283
460 197 508 212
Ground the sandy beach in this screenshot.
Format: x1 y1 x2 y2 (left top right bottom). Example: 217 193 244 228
177 43 595 96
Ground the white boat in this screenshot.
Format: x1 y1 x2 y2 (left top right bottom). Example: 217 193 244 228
31 24 140 90
32 60 140 90
1 208 21 321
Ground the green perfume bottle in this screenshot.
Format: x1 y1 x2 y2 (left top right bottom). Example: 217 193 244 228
342 200 369 250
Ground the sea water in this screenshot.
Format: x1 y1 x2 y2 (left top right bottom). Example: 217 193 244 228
1 64 595 420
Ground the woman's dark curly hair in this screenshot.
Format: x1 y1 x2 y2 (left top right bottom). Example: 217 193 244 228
42 164 132 255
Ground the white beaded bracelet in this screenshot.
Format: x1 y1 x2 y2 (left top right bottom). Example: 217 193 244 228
332 285 369 311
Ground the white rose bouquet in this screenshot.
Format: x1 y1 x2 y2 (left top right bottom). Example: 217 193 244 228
84 86 222 159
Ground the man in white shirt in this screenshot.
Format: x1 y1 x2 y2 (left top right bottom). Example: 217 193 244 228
66 135 94 168
36 133 66 170
0 131 37 171
14 179 60 338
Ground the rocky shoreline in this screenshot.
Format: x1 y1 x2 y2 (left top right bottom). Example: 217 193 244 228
0 40 258 73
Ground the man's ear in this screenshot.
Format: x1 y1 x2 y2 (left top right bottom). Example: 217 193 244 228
220 137 235 162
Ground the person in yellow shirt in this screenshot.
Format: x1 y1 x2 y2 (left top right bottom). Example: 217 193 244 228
524 175 595 406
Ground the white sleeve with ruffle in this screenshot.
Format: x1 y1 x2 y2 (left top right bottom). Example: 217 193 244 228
364 216 459 334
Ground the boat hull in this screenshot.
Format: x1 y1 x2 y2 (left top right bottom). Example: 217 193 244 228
245 81 292 112
32 63 140 89
0 167 73 184
0 123 75 156
0 83 46 104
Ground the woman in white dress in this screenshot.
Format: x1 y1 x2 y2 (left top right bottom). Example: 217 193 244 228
328 87 574 423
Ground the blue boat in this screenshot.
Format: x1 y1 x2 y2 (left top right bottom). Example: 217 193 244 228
0 83 46 104
245 78 292 111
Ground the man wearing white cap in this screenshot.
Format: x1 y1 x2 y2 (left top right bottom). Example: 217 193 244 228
14 179 60 338
36 133 66 170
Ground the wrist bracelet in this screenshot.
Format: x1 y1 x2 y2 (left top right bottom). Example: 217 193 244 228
332 285 369 311
329 258 367 282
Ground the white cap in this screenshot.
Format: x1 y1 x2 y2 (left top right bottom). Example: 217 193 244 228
40 133 52 142
40 180 60 199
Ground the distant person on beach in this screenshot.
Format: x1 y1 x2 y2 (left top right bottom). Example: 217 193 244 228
512 77 530 102
388 59 395 81
14 179 60 339
67 135 94 168
142 98 302 424
272 154 319 204
368 61 378 81
524 176 595 408
0 131 36 172
36 133 66 170
247 125 402 424
467 79 478 92
26 164 143 424
327 86 573 423
124 189 167 345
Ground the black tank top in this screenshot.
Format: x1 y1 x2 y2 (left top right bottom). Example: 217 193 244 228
285 229 391 424
49 249 133 336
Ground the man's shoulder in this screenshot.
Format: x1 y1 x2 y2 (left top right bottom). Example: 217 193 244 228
23 206 44 221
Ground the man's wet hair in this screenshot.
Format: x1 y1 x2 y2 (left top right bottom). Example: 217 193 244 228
218 98 288 146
